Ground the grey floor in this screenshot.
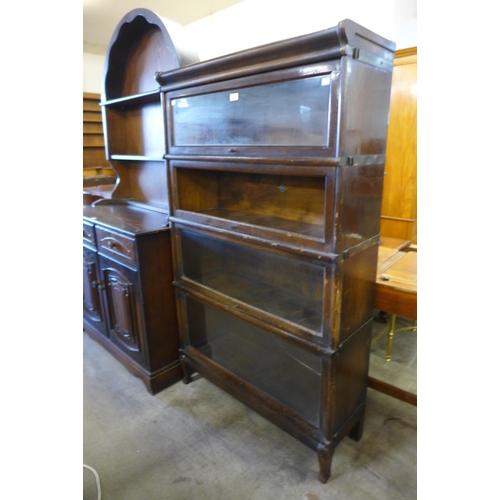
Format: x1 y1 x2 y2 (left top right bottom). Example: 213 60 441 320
370 316 417 395
83 316 416 500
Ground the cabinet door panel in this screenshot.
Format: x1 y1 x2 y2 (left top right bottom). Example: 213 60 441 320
83 247 107 337
99 256 146 364
107 272 138 350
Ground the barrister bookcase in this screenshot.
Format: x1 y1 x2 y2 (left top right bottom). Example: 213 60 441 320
156 19 395 482
82 9 198 394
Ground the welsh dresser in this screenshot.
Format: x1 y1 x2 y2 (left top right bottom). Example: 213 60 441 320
83 9 198 394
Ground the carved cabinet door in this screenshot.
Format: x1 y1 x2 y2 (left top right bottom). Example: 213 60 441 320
83 247 108 337
98 255 146 366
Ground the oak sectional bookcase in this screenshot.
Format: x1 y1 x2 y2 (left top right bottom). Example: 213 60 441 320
156 19 395 482
82 9 198 394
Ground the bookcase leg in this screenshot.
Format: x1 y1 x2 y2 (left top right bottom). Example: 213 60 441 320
179 353 193 385
317 444 334 483
348 412 365 442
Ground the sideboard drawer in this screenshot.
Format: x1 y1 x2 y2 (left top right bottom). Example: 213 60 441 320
95 227 136 264
83 221 96 246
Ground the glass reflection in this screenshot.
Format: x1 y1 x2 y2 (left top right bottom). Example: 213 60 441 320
172 75 331 146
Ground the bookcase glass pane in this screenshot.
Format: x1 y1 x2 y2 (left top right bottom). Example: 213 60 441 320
180 229 325 334
171 75 331 146
185 296 322 426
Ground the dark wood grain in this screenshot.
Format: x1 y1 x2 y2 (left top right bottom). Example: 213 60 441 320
83 8 197 394
165 19 395 483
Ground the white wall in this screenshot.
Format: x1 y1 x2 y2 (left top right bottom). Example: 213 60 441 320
184 0 416 61
83 0 417 93
393 0 417 50
83 53 106 94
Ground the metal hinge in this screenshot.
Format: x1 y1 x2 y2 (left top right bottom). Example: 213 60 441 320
339 156 354 167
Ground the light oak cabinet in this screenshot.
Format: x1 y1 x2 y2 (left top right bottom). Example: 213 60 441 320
83 93 115 199
83 92 108 172
380 48 417 243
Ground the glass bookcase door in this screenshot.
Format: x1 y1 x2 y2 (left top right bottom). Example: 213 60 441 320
170 74 332 147
179 228 325 336
173 164 329 245
184 295 323 427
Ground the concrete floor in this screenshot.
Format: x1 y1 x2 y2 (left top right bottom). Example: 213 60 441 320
369 315 417 395
83 319 416 499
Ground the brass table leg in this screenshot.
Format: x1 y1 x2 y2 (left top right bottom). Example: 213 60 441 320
386 315 417 362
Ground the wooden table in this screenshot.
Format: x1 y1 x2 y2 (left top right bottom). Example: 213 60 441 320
375 237 417 321
368 237 417 406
